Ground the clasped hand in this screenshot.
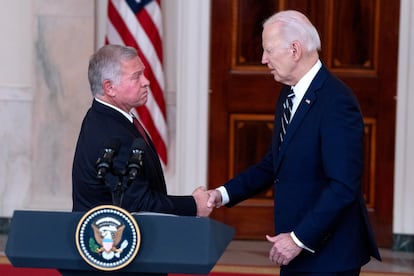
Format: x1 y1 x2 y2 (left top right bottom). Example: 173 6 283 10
192 187 224 217
192 186 213 217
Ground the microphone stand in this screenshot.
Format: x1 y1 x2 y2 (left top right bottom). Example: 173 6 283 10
111 169 127 207
97 168 128 208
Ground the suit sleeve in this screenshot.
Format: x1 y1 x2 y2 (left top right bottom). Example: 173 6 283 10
224 149 275 207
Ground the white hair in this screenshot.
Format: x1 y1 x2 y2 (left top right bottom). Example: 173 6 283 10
263 10 321 52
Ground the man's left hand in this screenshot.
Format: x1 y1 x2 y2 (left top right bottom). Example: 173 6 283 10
266 233 302 266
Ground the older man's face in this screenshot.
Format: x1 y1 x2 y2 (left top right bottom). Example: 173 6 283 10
261 23 296 86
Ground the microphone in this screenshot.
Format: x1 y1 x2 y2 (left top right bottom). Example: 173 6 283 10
96 138 121 179
127 138 146 181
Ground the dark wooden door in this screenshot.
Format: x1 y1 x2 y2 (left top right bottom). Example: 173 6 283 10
208 0 399 247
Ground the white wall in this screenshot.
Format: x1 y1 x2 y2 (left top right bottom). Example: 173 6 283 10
0 1 32 86
0 1 33 215
0 0 96 213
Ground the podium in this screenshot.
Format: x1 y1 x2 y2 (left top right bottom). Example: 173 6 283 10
5 209 234 274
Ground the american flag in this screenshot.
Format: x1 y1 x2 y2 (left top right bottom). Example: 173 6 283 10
106 0 168 166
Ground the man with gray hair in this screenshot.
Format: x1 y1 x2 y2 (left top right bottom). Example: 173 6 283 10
208 10 380 276
68 45 212 276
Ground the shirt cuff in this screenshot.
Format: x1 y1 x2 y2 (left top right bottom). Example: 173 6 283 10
216 186 230 205
290 231 315 253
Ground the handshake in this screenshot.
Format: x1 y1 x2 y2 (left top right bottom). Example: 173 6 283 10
192 187 223 217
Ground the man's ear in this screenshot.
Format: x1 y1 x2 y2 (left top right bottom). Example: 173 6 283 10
103 79 115 96
291 41 302 61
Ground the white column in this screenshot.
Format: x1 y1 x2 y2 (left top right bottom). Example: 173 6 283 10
174 0 211 194
393 0 414 235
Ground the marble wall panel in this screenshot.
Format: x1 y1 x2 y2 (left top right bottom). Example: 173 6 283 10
0 87 32 216
25 1 94 211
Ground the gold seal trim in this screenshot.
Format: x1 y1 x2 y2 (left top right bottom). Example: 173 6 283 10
75 205 140 271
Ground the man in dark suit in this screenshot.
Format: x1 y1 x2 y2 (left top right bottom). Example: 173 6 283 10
207 10 381 276
67 45 212 276
72 45 211 213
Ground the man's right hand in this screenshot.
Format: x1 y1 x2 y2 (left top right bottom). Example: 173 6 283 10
207 189 223 208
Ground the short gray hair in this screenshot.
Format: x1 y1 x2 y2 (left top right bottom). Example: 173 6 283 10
88 44 138 96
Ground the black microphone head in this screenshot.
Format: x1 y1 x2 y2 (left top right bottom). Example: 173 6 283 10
96 138 121 179
127 138 146 181
131 137 146 151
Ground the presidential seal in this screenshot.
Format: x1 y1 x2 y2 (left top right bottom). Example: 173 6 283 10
75 205 140 271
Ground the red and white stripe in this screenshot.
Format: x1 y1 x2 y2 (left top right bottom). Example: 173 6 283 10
106 0 168 166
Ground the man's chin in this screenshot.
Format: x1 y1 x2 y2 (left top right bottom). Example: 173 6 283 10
272 74 280 81
270 71 278 79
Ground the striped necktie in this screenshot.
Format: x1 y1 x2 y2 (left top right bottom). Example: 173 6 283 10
279 88 295 144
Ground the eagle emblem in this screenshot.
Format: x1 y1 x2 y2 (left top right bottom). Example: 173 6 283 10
91 222 128 260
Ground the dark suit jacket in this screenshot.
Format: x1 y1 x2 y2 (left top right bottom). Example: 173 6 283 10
223 65 381 273
72 99 196 216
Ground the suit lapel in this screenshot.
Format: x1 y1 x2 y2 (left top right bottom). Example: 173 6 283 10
93 99 165 181
282 89 317 147
274 65 329 171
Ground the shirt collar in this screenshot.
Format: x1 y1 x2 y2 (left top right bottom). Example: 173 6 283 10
94 97 134 123
291 59 322 100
